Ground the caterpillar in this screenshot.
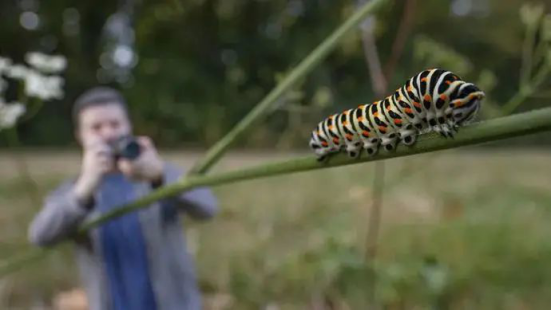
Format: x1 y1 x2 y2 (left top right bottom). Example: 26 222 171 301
309 68 485 161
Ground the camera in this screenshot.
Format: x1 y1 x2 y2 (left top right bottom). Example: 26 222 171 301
108 135 142 160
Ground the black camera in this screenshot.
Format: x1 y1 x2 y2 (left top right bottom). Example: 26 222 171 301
108 135 142 160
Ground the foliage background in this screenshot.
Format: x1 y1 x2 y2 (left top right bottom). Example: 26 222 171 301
0 0 547 148
2 0 551 309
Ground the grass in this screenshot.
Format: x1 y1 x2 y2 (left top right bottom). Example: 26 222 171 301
1 148 551 309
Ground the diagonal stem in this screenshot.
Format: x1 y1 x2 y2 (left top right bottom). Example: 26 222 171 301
502 63 551 115
188 0 389 175
3 107 551 278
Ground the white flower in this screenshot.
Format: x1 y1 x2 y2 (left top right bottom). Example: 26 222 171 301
0 56 12 74
6 64 30 80
0 53 66 104
0 102 26 129
25 52 67 74
24 70 64 100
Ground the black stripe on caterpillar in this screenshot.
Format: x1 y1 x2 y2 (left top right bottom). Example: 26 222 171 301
309 68 485 161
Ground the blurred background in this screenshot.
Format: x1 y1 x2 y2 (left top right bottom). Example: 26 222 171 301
1 0 551 309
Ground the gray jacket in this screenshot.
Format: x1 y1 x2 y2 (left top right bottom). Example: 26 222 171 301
28 164 218 310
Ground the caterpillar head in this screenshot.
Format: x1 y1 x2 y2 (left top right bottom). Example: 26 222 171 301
452 83 485 126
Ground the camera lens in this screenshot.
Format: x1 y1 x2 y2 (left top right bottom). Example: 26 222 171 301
111 136 142 160
119 139 141 160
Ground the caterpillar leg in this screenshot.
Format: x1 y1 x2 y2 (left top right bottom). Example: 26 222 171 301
380 133 399 152
432 124 448 138
431 110 451 138
347 150 360 158
362 138 380 156
425 108 438 132
346 142 362 159
435 108 456 138
438 123 457 138
316 155 328 162
314 148 331 162
399 124 418 146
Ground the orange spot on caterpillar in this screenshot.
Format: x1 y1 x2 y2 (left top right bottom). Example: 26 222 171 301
332 137 340 144
357 116 365 122
445 81 452 85
358 104 367 109
404 108 413 114
424 94 432 102
394 119 403 125
440 94 447 101
373 112 379 117
452 100 462 107
342 121 349 126
378 126 387 131
413 101 422 108
321 141 329 147
328 125 335 130
407 85 413 92
362 131 370 137
345 134 354 140
421 77 428 82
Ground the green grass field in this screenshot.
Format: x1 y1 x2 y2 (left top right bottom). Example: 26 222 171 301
1 149 551 309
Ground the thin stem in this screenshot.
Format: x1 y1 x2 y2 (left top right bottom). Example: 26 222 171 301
358 15 387 96
3 107 551 277
532 40 548 71
520 22 538 90
19 98 44 124
365 163 384 259
356 2 387 305
188 0 389 175
530 61 551 91
365 161 383 308
502 63 551 115
4 128 41 208
383 0 417 82
529 90 551 99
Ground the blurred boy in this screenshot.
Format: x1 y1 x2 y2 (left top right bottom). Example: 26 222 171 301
28 87 218 309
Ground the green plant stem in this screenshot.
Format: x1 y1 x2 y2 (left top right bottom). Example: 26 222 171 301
532 41 548 71
188 0 389 175
5 128 41 208
520 22 538 89
355 1 389 306
19 98 44 124
0 249 51 276
383 0 416 81
503 63 551 115
3 107 551 278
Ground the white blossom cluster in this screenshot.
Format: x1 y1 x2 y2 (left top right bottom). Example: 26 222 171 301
0 52 66 131
25 52 67 74
0 98 26 130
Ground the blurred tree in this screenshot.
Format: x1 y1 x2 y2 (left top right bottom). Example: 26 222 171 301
0 0 547 148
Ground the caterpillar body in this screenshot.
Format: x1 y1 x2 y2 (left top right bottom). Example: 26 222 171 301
309 68 485 161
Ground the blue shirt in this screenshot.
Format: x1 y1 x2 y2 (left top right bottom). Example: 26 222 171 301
29 163 218 309
97 173 157 309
